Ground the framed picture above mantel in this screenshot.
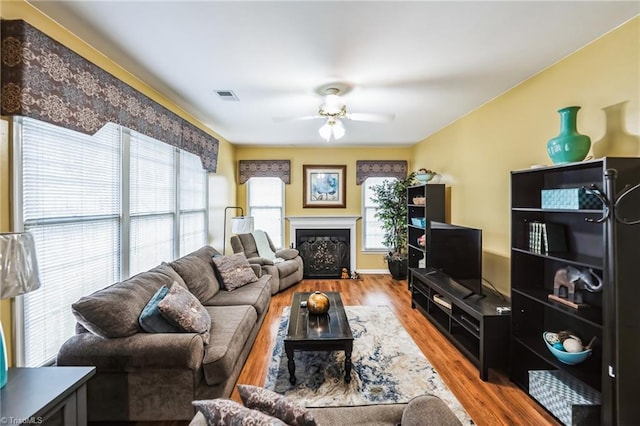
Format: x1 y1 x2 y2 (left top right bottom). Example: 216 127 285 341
303 165 346 208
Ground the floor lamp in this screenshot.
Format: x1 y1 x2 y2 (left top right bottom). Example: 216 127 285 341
0 232 42 388
223 207 255 254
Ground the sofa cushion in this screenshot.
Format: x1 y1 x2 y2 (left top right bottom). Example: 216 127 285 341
192 399 286 426
206 275 271 315
212 253 259 291
170 246 221 304
237 385 317 426
139 285 182 333
158 282 211 344
72 263 187 338
308 404 407 426
202 305 258 386
231 233 261 258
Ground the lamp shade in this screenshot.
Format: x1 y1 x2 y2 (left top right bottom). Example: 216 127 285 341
319 118 345 142
231 216 254 234
0 232 41 299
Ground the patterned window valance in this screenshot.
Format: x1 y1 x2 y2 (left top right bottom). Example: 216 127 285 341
1 20 218 172
239 160 290 184
356 160 408 185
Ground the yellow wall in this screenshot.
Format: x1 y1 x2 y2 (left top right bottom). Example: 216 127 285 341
0 0 237 365
236 147 414 270
411 17 640 296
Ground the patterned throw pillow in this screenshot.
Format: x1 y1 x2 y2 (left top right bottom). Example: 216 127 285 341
192 399 287 426
212 253 259 291
237 385 318 426
138 285 182 333
158 281 211 344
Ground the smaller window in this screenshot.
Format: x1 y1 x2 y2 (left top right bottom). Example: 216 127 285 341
362 177 397 251
247 177 284 249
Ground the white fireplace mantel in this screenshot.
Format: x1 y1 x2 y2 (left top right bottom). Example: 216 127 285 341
286 216 360 272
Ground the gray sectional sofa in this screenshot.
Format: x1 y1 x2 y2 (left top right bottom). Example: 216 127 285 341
57 245 275 422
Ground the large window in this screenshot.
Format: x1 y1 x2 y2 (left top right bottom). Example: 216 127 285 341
14 117 208 367
247 177 284 249
362 177 396 251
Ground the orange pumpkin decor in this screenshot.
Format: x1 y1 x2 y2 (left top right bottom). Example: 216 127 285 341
307 291 330 315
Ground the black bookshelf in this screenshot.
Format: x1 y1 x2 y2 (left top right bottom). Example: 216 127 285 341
510 158 640 425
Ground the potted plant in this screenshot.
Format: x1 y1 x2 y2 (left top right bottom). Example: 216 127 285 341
369 172 416 279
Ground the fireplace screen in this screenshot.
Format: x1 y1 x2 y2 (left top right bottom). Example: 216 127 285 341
296 229 350 278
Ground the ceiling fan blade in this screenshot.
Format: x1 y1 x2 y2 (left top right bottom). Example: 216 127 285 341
345 112 395 123
273 115 322 123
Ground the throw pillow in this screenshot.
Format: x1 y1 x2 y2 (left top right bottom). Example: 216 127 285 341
237 385 318 426
138 285 182 333
158 281 211 344
192 399 287 426
212 253 259 291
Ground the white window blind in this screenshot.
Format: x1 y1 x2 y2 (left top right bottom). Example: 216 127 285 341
15 117 209 367
363 177 395 251
247 177 284 248
20 119 121 367
129 132 176 275
179 150 207 256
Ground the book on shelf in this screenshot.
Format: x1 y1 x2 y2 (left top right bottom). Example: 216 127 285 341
433 294 452 310
528 221 567 253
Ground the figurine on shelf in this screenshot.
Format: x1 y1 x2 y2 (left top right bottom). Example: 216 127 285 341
549 265 602 309
341 268 349 279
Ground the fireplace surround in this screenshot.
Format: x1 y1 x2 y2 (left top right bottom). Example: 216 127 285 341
287 216 359 276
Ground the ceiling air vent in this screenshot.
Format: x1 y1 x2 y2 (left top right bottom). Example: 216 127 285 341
215 90 239 101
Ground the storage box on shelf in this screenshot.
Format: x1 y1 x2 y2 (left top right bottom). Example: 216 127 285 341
510 158 640 426
528 370 601 426
406 184 445 274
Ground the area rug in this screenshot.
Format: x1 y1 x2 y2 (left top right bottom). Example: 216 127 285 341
265 305 474 424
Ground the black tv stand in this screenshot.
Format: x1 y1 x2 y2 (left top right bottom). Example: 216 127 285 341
409 267 510 381
462 292 486 300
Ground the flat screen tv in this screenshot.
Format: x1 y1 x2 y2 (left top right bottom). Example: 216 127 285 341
429 222 483 297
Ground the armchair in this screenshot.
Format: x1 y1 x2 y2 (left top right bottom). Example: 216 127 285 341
230 232 303 294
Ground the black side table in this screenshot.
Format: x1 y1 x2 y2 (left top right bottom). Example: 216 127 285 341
1 366 95 425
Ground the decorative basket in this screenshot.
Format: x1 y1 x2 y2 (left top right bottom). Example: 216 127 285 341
413 196 426 205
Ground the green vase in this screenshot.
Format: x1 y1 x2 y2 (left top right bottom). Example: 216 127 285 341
547 106 591 164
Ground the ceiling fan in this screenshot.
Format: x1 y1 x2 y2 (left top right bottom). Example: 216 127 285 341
274 87 395 142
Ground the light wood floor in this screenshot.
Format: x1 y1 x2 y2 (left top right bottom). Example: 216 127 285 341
231 275 559 426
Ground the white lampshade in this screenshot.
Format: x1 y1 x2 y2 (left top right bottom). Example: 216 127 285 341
332 119 345 139
318 118 345 142
231 216 254 234
0 232 41 299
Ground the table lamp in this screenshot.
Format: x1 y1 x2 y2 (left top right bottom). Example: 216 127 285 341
0 232 41 388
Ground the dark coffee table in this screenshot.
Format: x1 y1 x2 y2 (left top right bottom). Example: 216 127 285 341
284 291 354 384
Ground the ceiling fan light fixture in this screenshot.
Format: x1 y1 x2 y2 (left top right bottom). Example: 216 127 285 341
319 118 345 142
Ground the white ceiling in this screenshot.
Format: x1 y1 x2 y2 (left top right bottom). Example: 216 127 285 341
30 1 639 147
